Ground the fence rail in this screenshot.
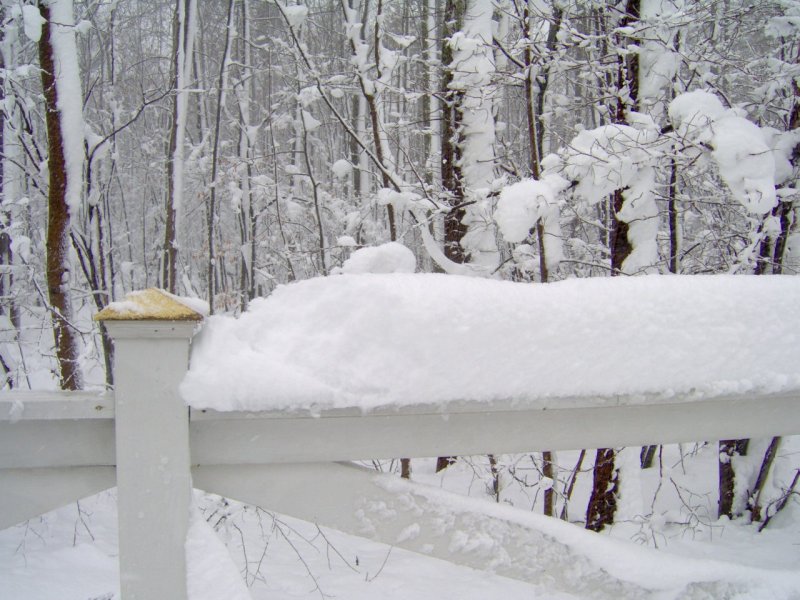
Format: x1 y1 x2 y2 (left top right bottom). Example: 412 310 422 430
5 390 798 471
190 391 800 464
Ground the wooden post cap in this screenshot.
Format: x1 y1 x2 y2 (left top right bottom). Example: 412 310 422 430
95 288 206 322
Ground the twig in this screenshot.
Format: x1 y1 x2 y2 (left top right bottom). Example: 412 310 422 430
315 525 359 573
759 470 800 532
365 547 392 583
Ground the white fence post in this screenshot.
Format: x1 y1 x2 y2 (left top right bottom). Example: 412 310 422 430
97 290 203 600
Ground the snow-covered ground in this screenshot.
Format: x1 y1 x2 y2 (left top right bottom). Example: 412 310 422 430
3 447 799 600
1 489 550 600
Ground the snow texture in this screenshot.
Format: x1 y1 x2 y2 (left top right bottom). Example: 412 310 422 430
47 0 85 215
4 477 800 600
331 158 353 179
333 242 416 275
282 4 308 29
186 503 251 600
495 177 565 270
448 0 499 268
300 109 320 132
637 0 680 116
171 0 197 221
21 5 46 42
182 273 800 412
562 125 658 206
560 125 660 273
336 235 357 247
669 91 778 214
374 474 800 599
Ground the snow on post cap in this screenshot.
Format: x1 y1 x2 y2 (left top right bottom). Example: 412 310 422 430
95 288 207 322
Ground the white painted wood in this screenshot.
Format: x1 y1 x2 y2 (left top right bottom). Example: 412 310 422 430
0 467 115 529
0 390 114 420
104 320 196 600
190 391 800 465
0 420 114 469
193 462 645 598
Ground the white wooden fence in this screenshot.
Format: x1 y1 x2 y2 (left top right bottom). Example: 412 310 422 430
1 290 799 599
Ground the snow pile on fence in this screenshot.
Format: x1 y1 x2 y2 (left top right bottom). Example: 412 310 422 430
181 273 800 412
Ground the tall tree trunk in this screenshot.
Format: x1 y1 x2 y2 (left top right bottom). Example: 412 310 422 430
718 438 748 518
521 2 562 515
718 76 799 514
206 0 236 313
236 0 256 307
731 77 800 518
748 437 781 522
162 0 197 293
38 0 83 391
342 0 397 241
0 15 20 332
440 0 467 264
436 0 466 474
586 447 618 531
585 0 640 531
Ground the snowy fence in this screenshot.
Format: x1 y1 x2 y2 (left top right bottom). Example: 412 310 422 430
2 297 800 599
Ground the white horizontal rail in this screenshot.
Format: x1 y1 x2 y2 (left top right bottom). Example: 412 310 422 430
190 391 800 465
3 391 799 470
0 467 115 530
0 392 115 469
0 419 115 469
0 390 113 420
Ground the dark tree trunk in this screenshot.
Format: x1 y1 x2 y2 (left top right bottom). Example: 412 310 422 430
560 449 586 521
640 444 657 469
718 438 749 518
441 0 467 263
400 457 411 479
748 437 781 522
542 450 555 516
435 0 467 471
586 448 618 531
609 188 631 275
162 2 181 294
771 201 792 273
586 0 640 531
39 3 83 391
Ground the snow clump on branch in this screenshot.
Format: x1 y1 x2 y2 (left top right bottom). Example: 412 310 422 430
494 177 567 272
333 242 416 275
21 5 46 42
669 90 779 215
331 159 353 180
281 3 308 29
558 125 661 273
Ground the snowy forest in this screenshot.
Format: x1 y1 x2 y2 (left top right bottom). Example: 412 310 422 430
1 0 800 560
